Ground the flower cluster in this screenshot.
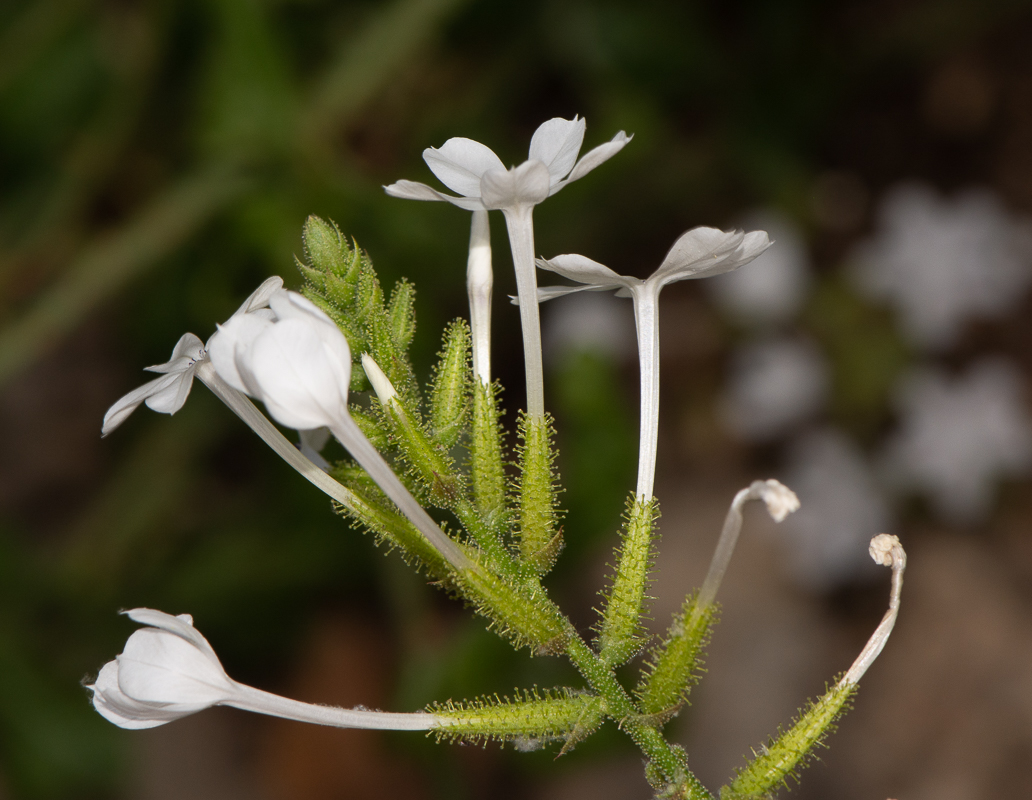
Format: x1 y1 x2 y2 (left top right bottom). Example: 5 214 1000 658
92 117 906 800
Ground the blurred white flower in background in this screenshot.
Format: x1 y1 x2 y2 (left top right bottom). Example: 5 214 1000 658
780 429 893 589
722 337 829 442
851 183 1032 349
708 209 812 326
882 359 1032 523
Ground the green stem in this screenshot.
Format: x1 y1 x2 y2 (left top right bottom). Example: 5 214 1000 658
564 637 713 800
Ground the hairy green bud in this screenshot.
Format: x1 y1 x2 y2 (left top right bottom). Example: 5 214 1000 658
720 680 857 799
597 495 658 665
470 381 508 535
431 689 605 749
430 321 471 448
516 414 562 574
637 595 716 718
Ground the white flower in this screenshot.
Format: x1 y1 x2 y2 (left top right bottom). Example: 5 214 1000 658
210 289 351 431
882 359 1032 522
533 226 770 499
781 429 893 590
384 116 631 211
89 609 442 731
708 209 812 325
385 116 631 419
721 337 828 442
100 277 284 436
210 289 469 569
851 183 1032 349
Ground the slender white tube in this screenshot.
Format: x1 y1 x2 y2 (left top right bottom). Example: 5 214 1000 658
501 205 545 419
468 210 493 385
329 413 470 570
228 683 444 730
630 286 661 500
196 361 469 571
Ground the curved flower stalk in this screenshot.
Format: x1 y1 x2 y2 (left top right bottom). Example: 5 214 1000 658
208 288 469 570
89 609 442 731
385 116 632 418
533 227 771 499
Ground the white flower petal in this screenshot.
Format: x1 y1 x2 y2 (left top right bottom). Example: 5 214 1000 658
143 370 195 415
144 333 205 372
209 313 275 394
536 254 631 288
383 180 485 210
480 160 552 210
90 661 183 729
117 628 234 707
528 116 586 183
125 609 218 659
651 227 746 282
102 374 184 436
562 131 632 187
247 318 351 430
236 276 285 316
423 138 506 197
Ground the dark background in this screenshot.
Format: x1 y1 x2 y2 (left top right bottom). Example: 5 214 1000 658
2 1 1032 798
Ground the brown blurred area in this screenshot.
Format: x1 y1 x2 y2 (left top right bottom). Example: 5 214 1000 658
4 1 1032 799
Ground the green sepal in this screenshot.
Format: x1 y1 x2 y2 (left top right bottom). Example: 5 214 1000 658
596 494 658 666
387 279 417 351
430 320 471 448
636 595 717 718
430 688 605 750
458 564 571 654
720 679 857 800
349 406 391 452
515 414 563 574
470 381 509 536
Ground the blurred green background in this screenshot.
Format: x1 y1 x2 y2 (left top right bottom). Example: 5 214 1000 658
4 1 1032 798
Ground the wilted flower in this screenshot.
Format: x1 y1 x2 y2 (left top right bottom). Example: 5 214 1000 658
533 226 770 499
698 479 800 606
882 359 1032 522
851 183 1032 349
89 609 442 731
